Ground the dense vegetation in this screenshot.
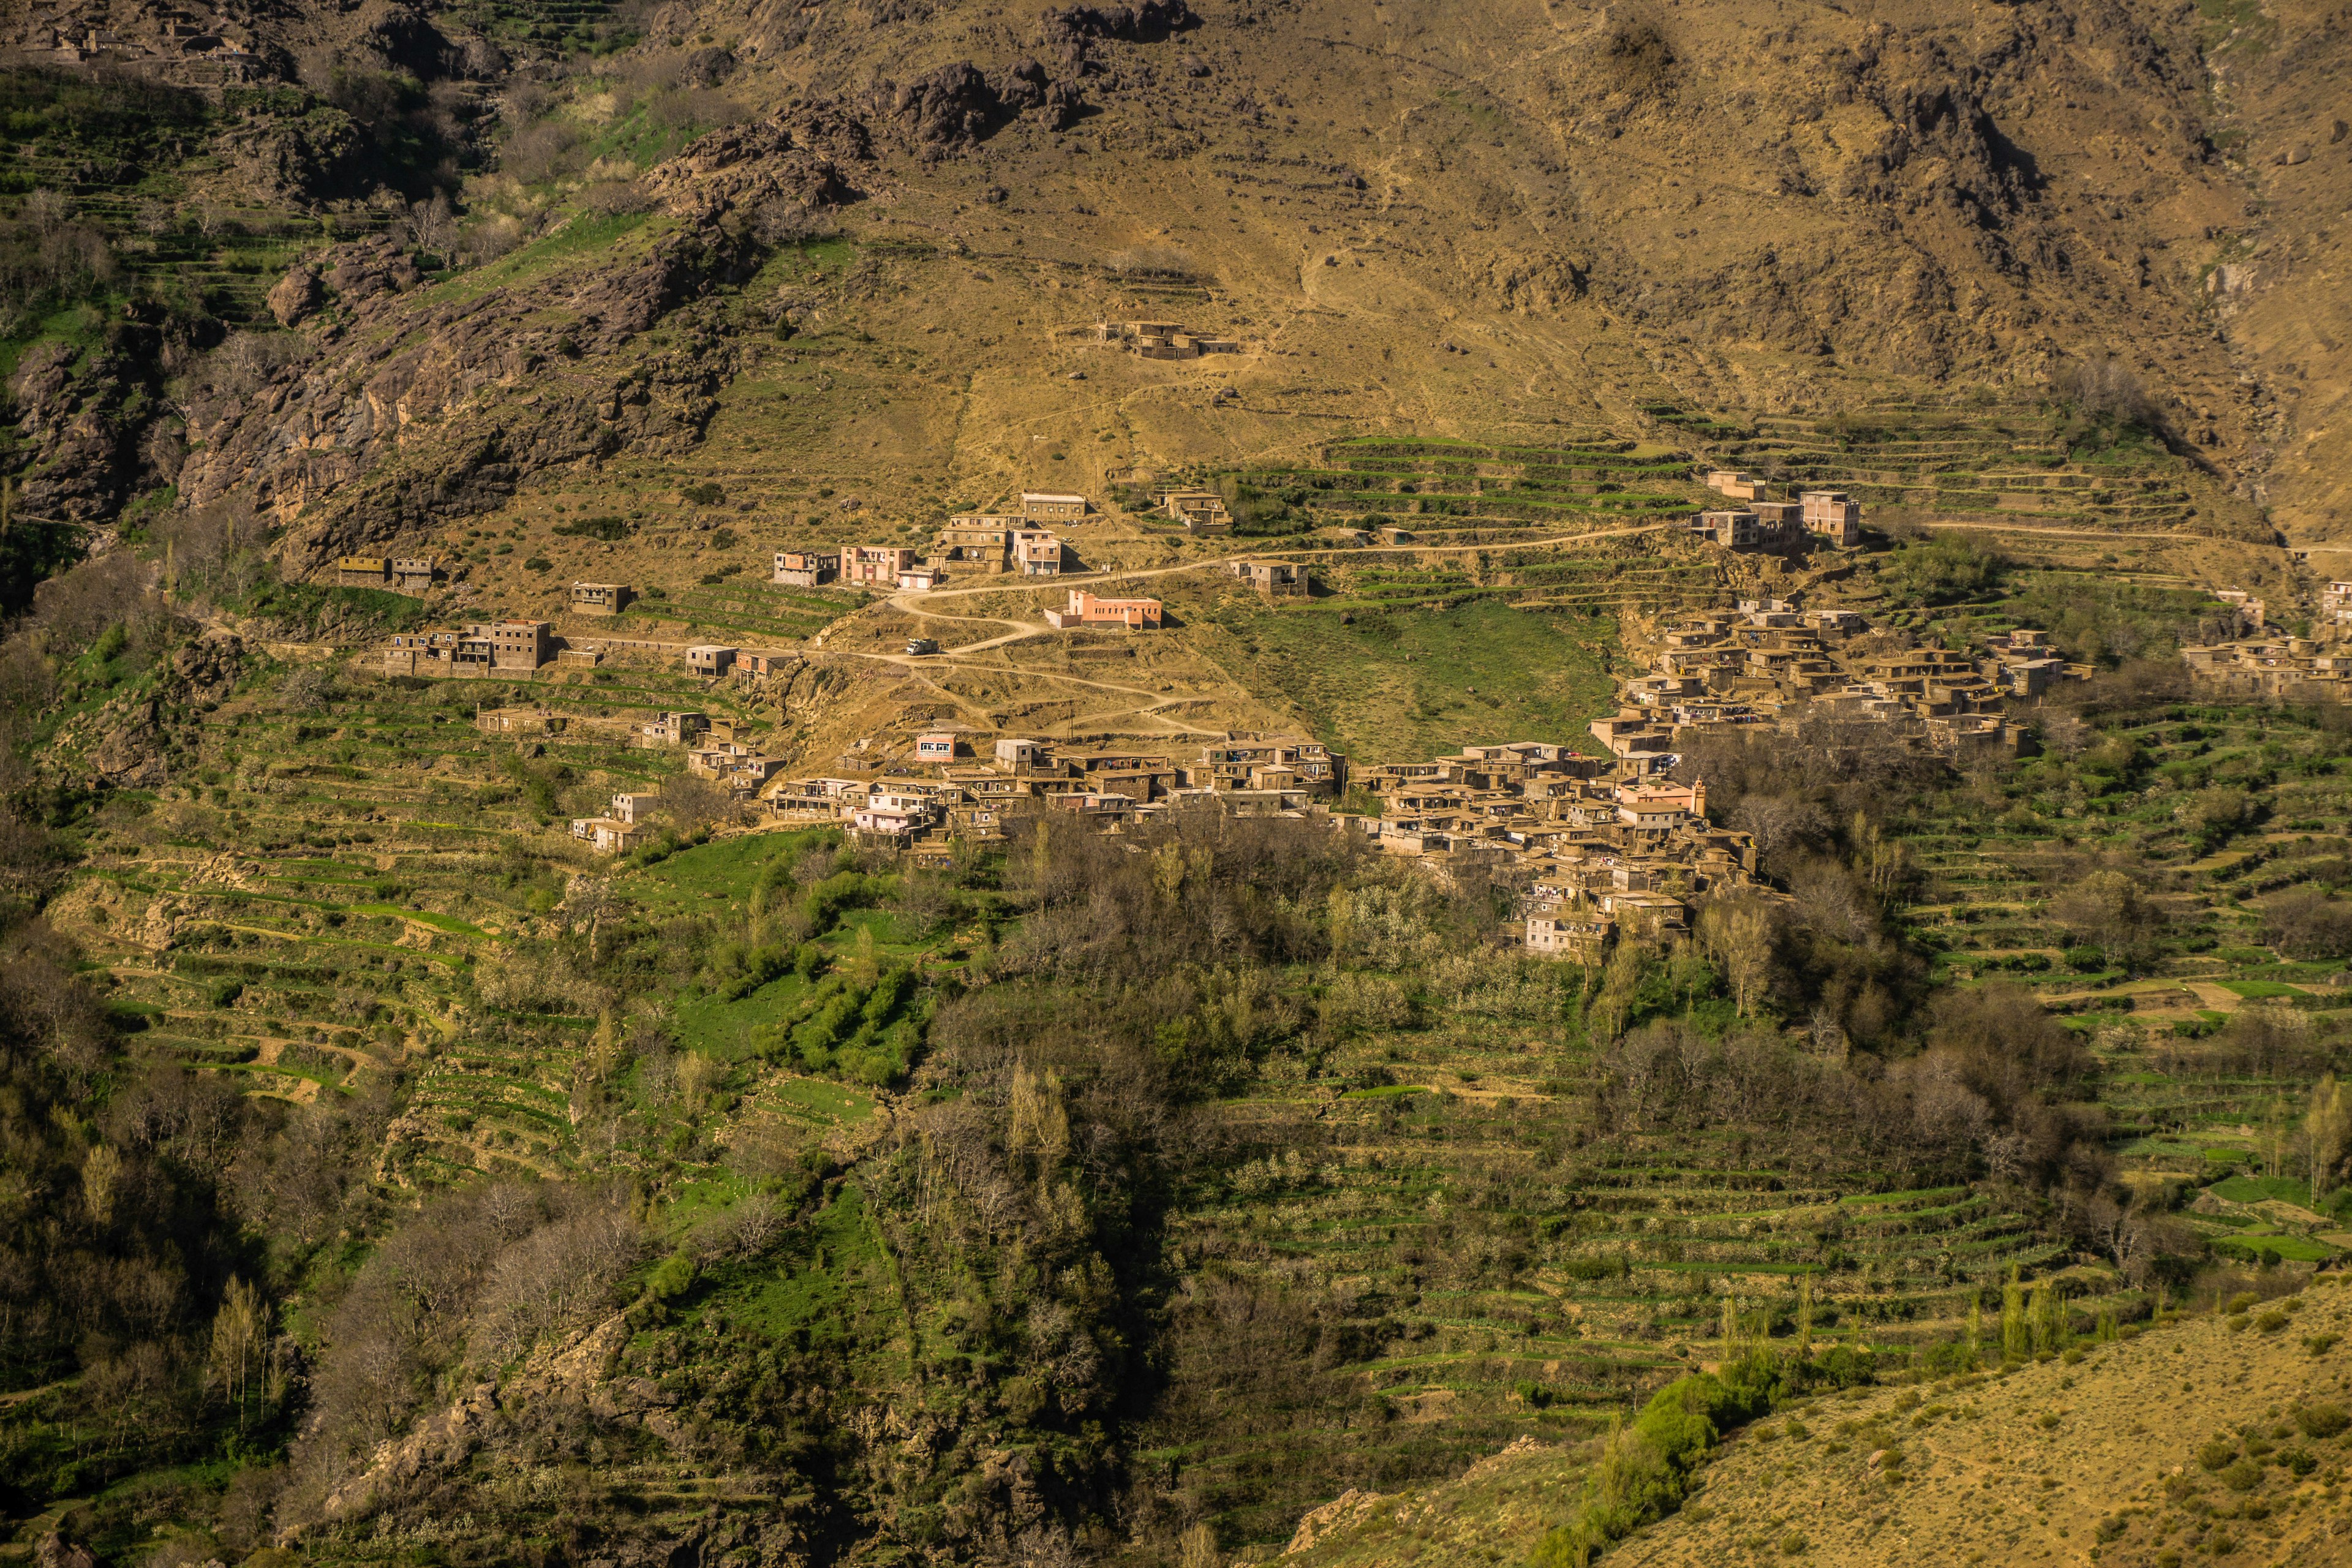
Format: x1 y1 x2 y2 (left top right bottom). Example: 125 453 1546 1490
3 524 2348 1564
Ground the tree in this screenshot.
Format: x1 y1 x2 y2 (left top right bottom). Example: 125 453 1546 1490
208 1276 268 1430
1698 900 1771 1019
2050 870 2166 965
2000 1267 2028 1363
2309 1075 2350 1203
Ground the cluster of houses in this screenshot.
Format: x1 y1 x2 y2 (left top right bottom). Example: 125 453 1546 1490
1689 473 1866 551
771 493 1090 592
2169 586 2352 698
1583 594 2064 763
1090 321 1242 360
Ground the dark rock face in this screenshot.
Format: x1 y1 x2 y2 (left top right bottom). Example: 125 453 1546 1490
875 57 1085 153
9 342 134 524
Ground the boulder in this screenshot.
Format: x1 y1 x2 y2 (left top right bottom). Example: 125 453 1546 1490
267 266 322 326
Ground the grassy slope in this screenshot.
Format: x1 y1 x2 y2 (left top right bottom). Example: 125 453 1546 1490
1284 1280 2352 1568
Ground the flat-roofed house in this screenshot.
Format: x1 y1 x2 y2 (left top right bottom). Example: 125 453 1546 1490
1229 560 1307 598
843 546 917 586
1044 590 1163 630
1014 530 1064 576
611 792 660 824
685 644 737 676
391 557 437 592
1800 491 1863 546
486 620 552 670
774 549 840 587
1021 492 1090 522
570 817 650 854
570 582 633 616
336 555 389 586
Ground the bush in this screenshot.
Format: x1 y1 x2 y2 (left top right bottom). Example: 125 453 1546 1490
2064 946 2105 972
2255 1309 2288 1333
2196 1439 2236 1472
2218 1458 2263 1493
645 1250 696 1301
2297 1401 2350 1439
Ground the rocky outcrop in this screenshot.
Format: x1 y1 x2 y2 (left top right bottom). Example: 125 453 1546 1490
873 59 1084 153
268 266 323 328
175 108 869 569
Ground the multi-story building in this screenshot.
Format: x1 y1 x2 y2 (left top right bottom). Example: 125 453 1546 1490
774 549 839 587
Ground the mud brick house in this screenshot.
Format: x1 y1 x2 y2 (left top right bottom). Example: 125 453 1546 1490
1229 560 1308 598
570 817 651 854
1021 492 1091 523
570 582 633 616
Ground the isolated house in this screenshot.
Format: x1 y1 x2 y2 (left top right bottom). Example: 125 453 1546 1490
336 555 389 586
685 645 737 676
1045 590 1163 630
1229 560 1308 599
391 557 437 592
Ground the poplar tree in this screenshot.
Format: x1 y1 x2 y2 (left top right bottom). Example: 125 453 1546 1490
2000 1266 2029 1363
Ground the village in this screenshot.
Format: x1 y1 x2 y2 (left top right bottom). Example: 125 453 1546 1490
350 467 2345 968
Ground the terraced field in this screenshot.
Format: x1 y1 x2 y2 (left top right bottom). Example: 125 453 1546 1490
1649 400 2269 541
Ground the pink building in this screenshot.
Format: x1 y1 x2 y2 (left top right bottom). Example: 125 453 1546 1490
1045 590 1163 630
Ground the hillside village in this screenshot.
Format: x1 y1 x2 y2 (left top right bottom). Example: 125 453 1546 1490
347 473 2342 974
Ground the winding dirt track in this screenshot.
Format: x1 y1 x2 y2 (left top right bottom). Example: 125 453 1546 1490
819 518 1684 735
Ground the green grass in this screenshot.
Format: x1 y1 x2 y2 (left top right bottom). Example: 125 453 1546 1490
1210 597 1619 761
2210 1175 2316 1207
673 973 809 1063
619 829 834 910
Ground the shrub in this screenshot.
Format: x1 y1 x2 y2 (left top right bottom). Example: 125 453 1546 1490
2254 1309 2288 1333
2225 1291 2260 1314
2226 1313 2252 1332
2219 1459 2262 1493
2196 1439 2237 1472
2282 1446 2318 1477
2306 1333 2340 1355
2036 1412 2061 1430
2297 1401 2350 1439
645 1250 696 1301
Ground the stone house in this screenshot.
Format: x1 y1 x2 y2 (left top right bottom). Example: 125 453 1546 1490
392 557 437 592
685 645 737 676
336 555 389 586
